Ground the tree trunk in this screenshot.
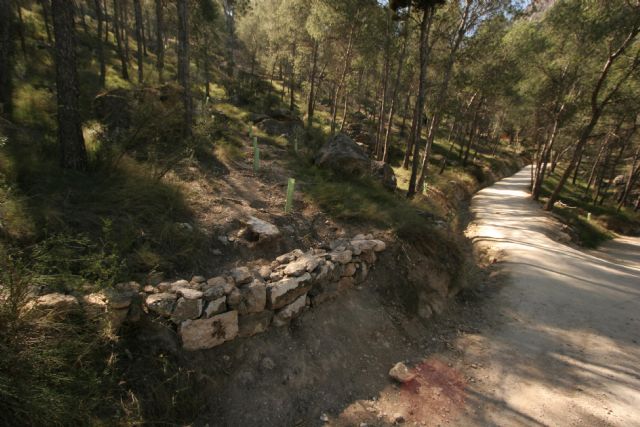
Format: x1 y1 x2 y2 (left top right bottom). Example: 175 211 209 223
39 0 54 43
331 24 356 135
462 98 483 166
177 0 191 137
307 38 319 128
15 1 26 54
133 0 143 82
112 0 129 80
289 41 296 111
121 0 130 66
407 7 435 198
0 0 14 119
416 0 471 190
51 0 88 170
154 0 164 83
382 14 410 163
618 146 640 210
93 0 106 87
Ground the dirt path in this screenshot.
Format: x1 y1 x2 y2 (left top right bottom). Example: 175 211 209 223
459 166 640 426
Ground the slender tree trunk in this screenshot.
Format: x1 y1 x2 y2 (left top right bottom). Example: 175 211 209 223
416 0 471 189
382 14 410 163
154 0 164 83
0 0 14 119
463 98 483 166
331 24 356 135
177 0 191 137
39 0 54 43
133 0 143 82
112 0 129 80
585 137 609 194
103 0 110 43
618 145 640 210
51 0 88 170
340 86 349 132
532 111 562 200
407 7 435 198
93 0 106 87
121 0 130 65
289 41 296 111
15 2 26 55
307 38 319 128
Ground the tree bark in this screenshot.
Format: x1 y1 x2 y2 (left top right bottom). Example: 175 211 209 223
133 0 144 82
0 0 14 119
331 23 356 135
417 0 472 189
382 13 410 163
93 0 106 87
154 0 164 83
177 0 191 137
112 0 129 80
307 38 319 128
51 0 88 170
39 0 54 43
407 7 435 198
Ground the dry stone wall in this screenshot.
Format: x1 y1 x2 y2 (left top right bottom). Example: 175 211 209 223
34 235 386 351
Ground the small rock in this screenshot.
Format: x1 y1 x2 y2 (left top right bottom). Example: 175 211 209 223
330 250 352 264
320 413 329 423
180 311 238 351
157 281 172 292
393 414 405 424
115 281 141 293
143 285 156 293
276 249 303 264
204 297 227 317
273 293 307 327
230 267 253 285
244 216 281 241
177 288 203 300
191 275 206 284
229 280 266 315
258 265 272 280
35 293 79 312
238 310 273 337
227 288 243 306
260 357 275 371
267 273 312 309
145 293 177 317
342 262 357 277
389 362 415 383
171 297 203 322
283 253 322 276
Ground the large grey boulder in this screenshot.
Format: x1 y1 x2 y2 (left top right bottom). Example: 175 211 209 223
315 133 371 176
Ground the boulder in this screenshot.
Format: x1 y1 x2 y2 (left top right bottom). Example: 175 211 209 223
258 265 272 280
273 294 307 327
371 160 397 191
267 273 312 309
238 311 274 337
171 297 203 322
230 267 253 285
146 293 177 317
315 133 371 176
180 311 239 351
389 362 416 383
204 297 227 318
